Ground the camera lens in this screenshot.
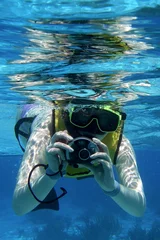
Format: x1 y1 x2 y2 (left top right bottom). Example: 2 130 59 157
78 148 90 161
66 137 99 164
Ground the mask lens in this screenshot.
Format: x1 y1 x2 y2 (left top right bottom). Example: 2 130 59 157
98 110 120 132
71 108 93 127
70 107 120 132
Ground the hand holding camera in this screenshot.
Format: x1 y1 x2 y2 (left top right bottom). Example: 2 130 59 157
45 130 74 175
46 131 115 192
46 131 99 171
81 138 116 192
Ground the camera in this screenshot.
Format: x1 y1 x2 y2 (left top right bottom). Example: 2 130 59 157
66 137 99 165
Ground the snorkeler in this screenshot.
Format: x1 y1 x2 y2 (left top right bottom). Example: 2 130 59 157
12 99 146 217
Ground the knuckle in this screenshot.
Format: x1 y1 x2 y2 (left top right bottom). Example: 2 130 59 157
53 131 64 139
47 147 55 154
54 142 66 149
54 142 62 147
54 131 63 138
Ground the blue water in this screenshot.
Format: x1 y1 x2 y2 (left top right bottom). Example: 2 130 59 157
0 0 160 239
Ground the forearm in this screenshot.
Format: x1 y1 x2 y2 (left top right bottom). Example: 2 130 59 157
113 137 146 217
12 173 58 216
110 183 146 217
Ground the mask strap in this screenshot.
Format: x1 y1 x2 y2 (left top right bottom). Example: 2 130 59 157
113 120 125 165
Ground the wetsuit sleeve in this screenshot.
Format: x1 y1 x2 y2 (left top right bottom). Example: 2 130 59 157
116 137 145 198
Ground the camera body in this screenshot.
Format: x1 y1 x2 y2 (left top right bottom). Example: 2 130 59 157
66 137 99 166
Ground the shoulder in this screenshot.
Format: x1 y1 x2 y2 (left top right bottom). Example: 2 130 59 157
119 136 135 157
31 106 53 131
19 103 54 132
117 136 137 167
15 104 54 151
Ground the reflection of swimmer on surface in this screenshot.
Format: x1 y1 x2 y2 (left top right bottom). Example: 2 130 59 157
10 20 132 94
13 99 146 217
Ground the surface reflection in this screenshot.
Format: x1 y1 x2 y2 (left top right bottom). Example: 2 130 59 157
9 16 153 105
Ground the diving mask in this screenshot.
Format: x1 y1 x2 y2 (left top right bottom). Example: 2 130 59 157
68 105 126 133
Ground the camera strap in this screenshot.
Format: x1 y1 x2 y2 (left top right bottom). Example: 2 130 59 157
28 109 67 210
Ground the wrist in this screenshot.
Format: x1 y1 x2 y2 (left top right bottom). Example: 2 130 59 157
46 166 62 180
103 181 120 197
